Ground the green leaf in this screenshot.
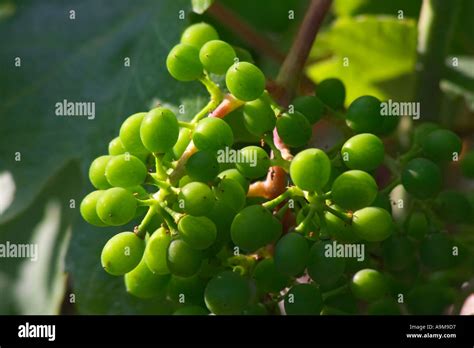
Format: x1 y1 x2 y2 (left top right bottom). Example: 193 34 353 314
442 56 474 111
333 0 422 18
192 0 214 14
307 16 417 104
0 0 207 314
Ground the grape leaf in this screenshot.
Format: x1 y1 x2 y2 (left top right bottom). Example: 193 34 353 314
307 16 417 104
0 0 207 314
192 0 214 14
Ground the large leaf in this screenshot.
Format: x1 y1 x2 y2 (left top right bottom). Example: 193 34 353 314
333 0 422 18
0 0 207 314
307 16 417 104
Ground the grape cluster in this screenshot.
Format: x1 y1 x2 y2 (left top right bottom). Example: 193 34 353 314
81 22 474 315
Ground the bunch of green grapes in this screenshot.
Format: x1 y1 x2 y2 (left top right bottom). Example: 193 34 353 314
81 22 474 315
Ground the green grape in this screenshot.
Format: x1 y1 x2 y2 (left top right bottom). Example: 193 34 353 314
401 158 442 199
173 306 209 315
199 40 236 75
178 182 215 216
461 151 474 178
435 190 472 224
367 298 401 315
422 129 462 163
420 233 453 270
284 284 323 315
166 43 203 81
96 187 137 226
101 232 145 276
180 22 219 49
225 62 265 101
204 271 251 315
243 303 268 315
372 192 392 213
345 96 383 133
105 154 147 188
242 97 276 135
144 227 171 275
331 170 378 210
323 210 357 242
352 207 393 242
235 146 270 179
323 288 358 314
204 200 236 252
381 235 415 271
167 239 203 277
292 95 324 124
173 128 193 159
252 258 290 293
213 178 246 211
406 284 454 314
413 122 439 145
223 107 260 143
276 111 312 147
218 168 249 193
124 258 170 299
231 205 282 252
80 190 107 227
89 155 113 189
108 137 127 156
233 46 254 63
350 268 388 302
119 112 148 154
274 232 310 277
167 275 206 306
289 148 331 191
178 215 217 250
140 107 179 153
316 78 345 110
186 151 219 182
377 116 399 136
307 241 346 286
193 117 234 151
406 211 428 240
341 133 384 171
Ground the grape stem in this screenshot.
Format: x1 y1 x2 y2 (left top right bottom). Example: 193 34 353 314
322 283 349 300
262 186 304 210
135 206 157 238
294 205 316 234
381 177 401 196
153 153 169 180
191 74 224 124
155 204 179 234
209 94 245 118
324 205 352 225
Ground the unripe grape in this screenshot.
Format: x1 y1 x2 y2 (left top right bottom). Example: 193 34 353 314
178 215 217 250
186 151 219 182
217 168 249 193
80 190 107 227
401 158 442 199
235 146 270 179
406 211 428 240
252 258 289 293
89 155 113 189
166 43 203 81
223 107 260 143
178 182 215 216
225 62 265 101
274 232 310 277
173 306 209 315
167 275 206 306
292 95 324 124
422 129 462 163
420 233 453 270
316 78 345 110
382 235 415 271
346 96 383 133
119 112 148 154
350 269 388 302
406 284 454 314
276 111 312 147
307 241 346 286
413 122 439 145
193 117 234 151
105 154 147 187
140 107 179 153
231 205 282 252
108 137 127 156
101 231 145 276
204 271 251 315
284 284 323 315
461 151 474 178
341 133 384 172
167 239 203 278
96 187 137 226
352 207 393 242
125 258 170 299
180 22 219 49
144 227 171 275
199 40 236 75
290 148 331 191
367 298 401 315
323 209 357 242
435 190 472 224
331 170 378 210
213 178 246 211
242 97 276 135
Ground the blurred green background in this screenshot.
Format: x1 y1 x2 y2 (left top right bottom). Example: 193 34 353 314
0 0 472 314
